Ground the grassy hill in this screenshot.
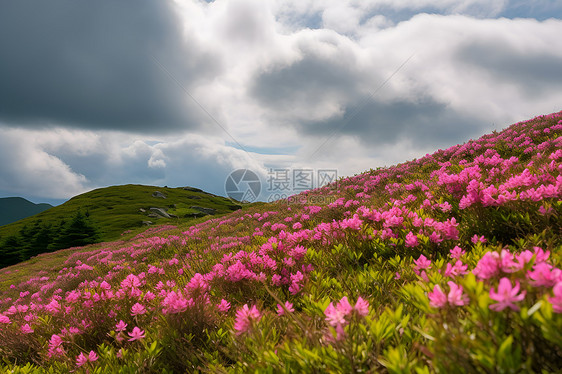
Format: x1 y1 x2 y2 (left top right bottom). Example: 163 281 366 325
0 112 561 372
0 197 52 226
0 185 246 267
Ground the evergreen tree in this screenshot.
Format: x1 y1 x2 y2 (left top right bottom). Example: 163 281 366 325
25 223 54 258
0 235 24 267
52 211 100 249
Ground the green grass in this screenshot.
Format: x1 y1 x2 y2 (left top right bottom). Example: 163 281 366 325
0 184 247 243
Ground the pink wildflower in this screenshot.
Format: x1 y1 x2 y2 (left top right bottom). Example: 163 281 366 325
549 282 562 313
0 315 10 324
21 323 34 334
277 301 295 316
131 303 146 316
489 278 526 311
444 260 469 278
217 299 231 313
325 304 347 327
500 249 523 273
428 285 447 308
473 252 500 279
115 320 127 332
449 246 466 259
100 281 111 290
405 232 419 247
50 334 63 347
413 254 431 273
234 304 261 334
528 263 562 287
128 327 146 341
447 281 468 306
471 234 487 244
76 352 88 367
355 297 369 316
88 351 98 362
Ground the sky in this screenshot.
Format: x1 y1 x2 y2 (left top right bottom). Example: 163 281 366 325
1 0 561 205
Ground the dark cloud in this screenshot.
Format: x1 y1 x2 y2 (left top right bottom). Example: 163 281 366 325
300 97 488 149
456 41 562 96
250 42 486 149
0 1 219 133
250 43 363 112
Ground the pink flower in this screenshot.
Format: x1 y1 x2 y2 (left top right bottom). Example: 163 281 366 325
128 327 146 341
50 334 63 347
277 301 295 316
21 323 34 334
131 303 146 316
405 232 419 247
88 351 98 362
337 296 353 315
355 297 369 316
234 304 261 334
48 334 65 358
471 234 487 244
76 352 88 367
115 320 127 332
121 274 142 289
413 254 431 274
325 304 347 327
447 281 468 306
428 285 447 308
100 281 111 290
528 263 562 287
217 299 231 313
548 282 562 313
449 246 466 259
444 260 469 278
0 315 10 324
473 252 500 279
489 278 526 311
500 250 523 273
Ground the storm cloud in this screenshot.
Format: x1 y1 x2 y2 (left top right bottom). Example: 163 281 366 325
0 0 219 133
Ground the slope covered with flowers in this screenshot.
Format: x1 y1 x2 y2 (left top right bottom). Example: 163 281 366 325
1 112 562 373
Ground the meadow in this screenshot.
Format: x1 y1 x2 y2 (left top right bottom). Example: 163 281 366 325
0 111 561 373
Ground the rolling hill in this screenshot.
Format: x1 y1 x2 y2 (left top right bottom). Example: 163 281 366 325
0 112 561 372
0 197 52 226
0 184 248 267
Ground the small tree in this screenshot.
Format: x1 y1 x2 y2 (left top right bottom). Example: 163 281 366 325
0 235 24 268
24 223 55 258
52 211 100 249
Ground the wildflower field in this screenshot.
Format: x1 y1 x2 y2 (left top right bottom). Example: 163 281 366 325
1 111 561 373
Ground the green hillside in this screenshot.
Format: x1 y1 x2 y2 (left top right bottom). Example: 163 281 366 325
0 184 247 267
0 197 52 226
0 112 561 372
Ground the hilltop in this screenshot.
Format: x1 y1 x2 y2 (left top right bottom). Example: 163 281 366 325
0 197 52 227
0 112 561 372
0 184 246 268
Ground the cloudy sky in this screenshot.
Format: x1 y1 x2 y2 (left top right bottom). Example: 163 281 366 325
1 0 561 205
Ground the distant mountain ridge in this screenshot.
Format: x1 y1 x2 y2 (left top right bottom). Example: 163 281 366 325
0 197 52 226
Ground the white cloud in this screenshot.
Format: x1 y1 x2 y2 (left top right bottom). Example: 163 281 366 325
0 129 88 199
